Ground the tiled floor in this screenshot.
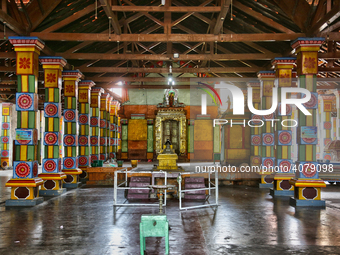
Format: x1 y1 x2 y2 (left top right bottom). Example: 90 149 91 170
1 169 340 254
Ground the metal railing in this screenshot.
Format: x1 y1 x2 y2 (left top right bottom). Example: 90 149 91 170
113 168 168 209
178 169 219 210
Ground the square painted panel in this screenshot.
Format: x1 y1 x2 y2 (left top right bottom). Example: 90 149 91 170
79 114 89 125
298 126 318 145
78 156 89 167
63 134 77 146
1 150 9 158
251 135 261 146
13 160 38 179
90 154 99 163
100 119 107 128
1 136 9 144
278 103 292 116
277 159 293 173
15 128 38 145
277 130 292 146
100 154 106 160
44 102 60 118
44 132 61 146
262 133 275 146
302 92 318 109
42 158 61 173
90 136 99 146
16 93 38 111
64 109 77 122
295 161 319 179
110 123 115 131
90 117 99 127
1 122 10 130
78 135 89 146
262 157 275 169
63 157 78 169
100 137 107 146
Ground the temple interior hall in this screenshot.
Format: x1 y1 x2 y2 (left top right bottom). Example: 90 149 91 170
2 0 340 254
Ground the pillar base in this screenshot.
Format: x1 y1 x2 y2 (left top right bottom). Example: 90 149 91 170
63 182 82 189
39 188 67 197
259 183 273 189
289 197 326 208
5 197 44 207
270 189 294 197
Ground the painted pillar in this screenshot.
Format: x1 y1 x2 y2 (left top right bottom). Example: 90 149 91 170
112 100 121 159
78 80 95 179
100 93 109 161
270 57 296 197
334 90 340 140
62 70 83 188
248 81 262 172
320 94 334 161
90 87 103 163
1 103 12 168
120 119 128 159
38 57 67 197
187 120 195 160
107 96 113 160
6 37 44 206
256 74 276 189
147 119 154 160
117 116 121 158
109 100 116 160
290 37 326 207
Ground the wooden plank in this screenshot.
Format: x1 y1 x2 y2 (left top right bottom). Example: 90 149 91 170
272 0 310 31
214 0 231 34
0 10 26 35
99 0 121 35
233 1 295 34
29 32 305 42
111 6 221 12
56 52 280 61
77 66 263 73
41 3 96 33
309 3 340 34
29 0 63 31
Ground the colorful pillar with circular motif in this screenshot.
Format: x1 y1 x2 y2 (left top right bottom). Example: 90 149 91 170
107 96 113 159
290 37 326 207
78 80 95 180
90 87 103 163
6 37 44 206
248 81 262 176
38 57 68 196
270 57 296 197
1 103 12 169
100 93 109 161
62 70 83 188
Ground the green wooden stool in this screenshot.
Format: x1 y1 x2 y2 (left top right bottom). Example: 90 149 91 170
140 214 169 255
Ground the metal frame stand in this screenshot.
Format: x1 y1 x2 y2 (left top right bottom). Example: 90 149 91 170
178 169 219 210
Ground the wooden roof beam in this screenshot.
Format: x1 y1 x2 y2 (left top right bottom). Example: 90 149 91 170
28 32 305 42
29 0 63 31
272 0 310 31
214 0 231 35
100 0 121 35
56 52 281 61
309 3 340 35
111 5 221 12
0 10 27 35
233 1 295 34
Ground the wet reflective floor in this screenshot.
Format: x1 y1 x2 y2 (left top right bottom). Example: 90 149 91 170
1 170 340 254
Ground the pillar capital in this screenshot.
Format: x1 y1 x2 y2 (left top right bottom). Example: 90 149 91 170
291 37 325 52
272 57 296 70
62 70 83 80
39 56 67 69
79 80 95 89
9 36 45 52
257 71 275 80
92 87 105 95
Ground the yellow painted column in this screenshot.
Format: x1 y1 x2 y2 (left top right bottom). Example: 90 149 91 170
6 37 44 206
38 57 68 196
1 103 12 168
107 96 113 159
62 70 83 188
100 93 109 161
290 37 326 207
78 80 95 180
90 87 103 164
271 57 296 197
